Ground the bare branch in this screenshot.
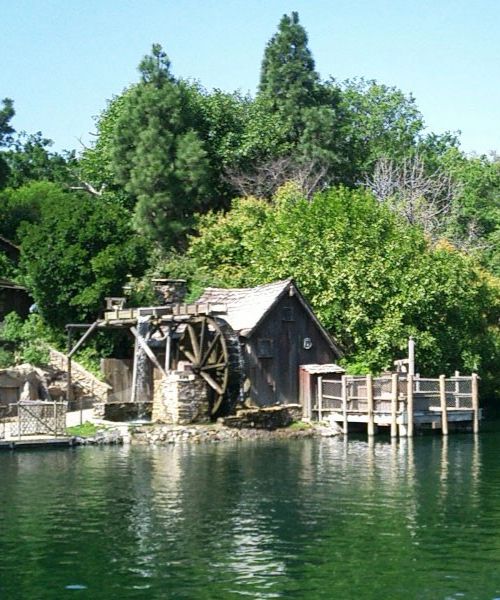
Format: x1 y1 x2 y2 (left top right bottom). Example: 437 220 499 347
70 181 106 197
225 156 330 200
364 155 461 237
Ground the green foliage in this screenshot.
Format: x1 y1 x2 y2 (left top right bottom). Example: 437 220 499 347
66 421 101 437
0 181 66 244
0 347 15 368
0 312 50 365
181 185 499 392
4 132 75 188
259 12 320 115
0 98 15 188
20 191 150 329
109 45 213 248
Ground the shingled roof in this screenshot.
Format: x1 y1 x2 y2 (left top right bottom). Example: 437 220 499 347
198 279 342 356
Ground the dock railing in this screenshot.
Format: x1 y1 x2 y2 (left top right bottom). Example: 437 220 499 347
313 373 479 436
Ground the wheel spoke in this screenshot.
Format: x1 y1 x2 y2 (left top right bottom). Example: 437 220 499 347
200 332 221 367
199 371 224 395
187 324 201 364
211 394 224 416
201 362 227 371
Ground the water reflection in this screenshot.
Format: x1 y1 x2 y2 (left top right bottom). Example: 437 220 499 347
1 433 500 599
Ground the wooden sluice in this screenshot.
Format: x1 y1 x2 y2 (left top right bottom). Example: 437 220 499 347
311 373 480 437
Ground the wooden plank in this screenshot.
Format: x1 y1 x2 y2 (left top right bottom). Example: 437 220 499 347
440 374 448 436
367 374 375 436
407 374 414 437
391 373 398 438
472 373 479 434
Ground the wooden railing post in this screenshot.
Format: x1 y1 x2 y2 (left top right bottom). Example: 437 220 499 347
341 375 348 435
472 373 479 434
367 374 375 436
440 375 448 436
391 373 398 438
407 374 414 438
317 375 323 422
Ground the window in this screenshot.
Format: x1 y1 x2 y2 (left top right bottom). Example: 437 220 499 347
282 306 294 321
257 338 273 358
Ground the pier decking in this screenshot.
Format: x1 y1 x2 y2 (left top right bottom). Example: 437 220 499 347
311 373 479 437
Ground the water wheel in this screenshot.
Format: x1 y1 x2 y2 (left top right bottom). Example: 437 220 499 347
178 316 243 418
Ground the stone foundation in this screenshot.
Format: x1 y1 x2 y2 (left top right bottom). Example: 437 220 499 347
223 404 303 430
152 372 210 425
93 401 153 421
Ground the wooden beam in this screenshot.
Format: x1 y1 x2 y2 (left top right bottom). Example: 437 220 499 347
341 375 348 435
367 374 375 436
407 374 414 437
472 373 479 434
68 321 99 358
391 373 398 438
440 374 448 436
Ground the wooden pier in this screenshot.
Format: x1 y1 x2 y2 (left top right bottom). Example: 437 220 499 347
312 373 479 437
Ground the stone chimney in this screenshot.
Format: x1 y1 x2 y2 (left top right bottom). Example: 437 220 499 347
151 278 187 306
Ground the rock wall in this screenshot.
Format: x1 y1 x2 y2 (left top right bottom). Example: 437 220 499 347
152 372 210 424
48 347 111 403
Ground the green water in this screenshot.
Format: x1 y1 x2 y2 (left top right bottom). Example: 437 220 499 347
1 432 500 599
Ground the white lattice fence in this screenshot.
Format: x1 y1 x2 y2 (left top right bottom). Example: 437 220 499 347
10 401 67 437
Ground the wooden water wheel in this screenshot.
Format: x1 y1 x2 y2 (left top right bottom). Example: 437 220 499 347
178 316 243 417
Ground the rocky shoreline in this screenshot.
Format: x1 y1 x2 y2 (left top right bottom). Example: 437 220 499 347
72 421 341 446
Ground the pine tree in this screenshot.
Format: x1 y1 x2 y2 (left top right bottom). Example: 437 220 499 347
110 45 212 249
259 12 320 112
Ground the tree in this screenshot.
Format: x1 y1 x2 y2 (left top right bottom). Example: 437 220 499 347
0 181 59 243
180 184 499 394
0 98 15 187
109 44 213 248
4 131 75 188
21 189 150 329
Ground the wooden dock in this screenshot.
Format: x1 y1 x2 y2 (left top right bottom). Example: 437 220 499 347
311 373 479 437
0 436 75 450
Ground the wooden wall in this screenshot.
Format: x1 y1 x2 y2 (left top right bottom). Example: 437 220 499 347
244 293 338 406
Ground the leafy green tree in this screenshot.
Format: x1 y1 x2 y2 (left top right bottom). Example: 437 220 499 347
180 184 499 393
21 190 150 329
4 131 75 188
109 44 213 248
0 181 65 244
0 98 15 187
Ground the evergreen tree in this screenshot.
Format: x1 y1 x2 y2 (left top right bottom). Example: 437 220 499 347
0 98 15 187
110 44 212 249
259 12 320 113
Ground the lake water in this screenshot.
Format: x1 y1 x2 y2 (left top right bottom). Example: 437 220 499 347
1 430 500 599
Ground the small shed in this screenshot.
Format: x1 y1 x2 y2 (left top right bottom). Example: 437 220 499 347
198 279 342 407
0 278 32 322
0 235 20 264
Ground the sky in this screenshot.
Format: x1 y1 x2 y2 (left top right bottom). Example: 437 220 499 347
2 0 499 156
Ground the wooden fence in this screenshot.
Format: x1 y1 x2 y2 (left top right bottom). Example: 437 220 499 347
313 373 479 437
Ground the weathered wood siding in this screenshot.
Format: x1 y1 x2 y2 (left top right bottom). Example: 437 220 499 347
244 294 337 406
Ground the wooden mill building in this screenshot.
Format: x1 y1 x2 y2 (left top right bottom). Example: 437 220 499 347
197 279 342 406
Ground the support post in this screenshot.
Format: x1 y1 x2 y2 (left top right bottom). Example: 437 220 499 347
440 374 448 436
407 374 414 438
408 336 415 377
66 329 73 404
472 373 479 434
317 376 323 422
391 373 398 438
367 374 375 436
341 375 348 435
165 328 172 373
130 334 139 404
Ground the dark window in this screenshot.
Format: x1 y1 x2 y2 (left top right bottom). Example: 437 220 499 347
282 306 294 321
257 338 273 358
